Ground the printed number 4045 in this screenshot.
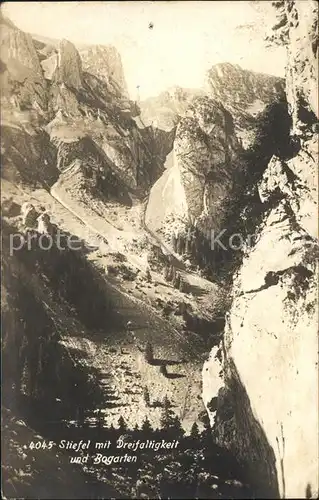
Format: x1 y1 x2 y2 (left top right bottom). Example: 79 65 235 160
29 441 54 450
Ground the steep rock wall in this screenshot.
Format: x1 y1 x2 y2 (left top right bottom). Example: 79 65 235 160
0 15 171 195
146 95 243 238
174 97 241 231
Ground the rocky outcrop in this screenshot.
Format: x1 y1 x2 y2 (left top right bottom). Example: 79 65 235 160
206 63 284 109
206 63 285 149
259 134 318 238
44 37 170 193
203 1 318 497
54 39 83 90
146 96 243 238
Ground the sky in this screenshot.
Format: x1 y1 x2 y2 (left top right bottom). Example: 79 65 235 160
2 1 286 99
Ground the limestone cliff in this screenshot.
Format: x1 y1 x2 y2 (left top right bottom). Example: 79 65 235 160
203 1 318 497
1 6 318 498
174 96 241 232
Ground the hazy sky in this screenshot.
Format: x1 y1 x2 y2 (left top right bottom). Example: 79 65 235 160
3 1 286 99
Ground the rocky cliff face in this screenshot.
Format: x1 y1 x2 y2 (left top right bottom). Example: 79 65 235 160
174 97 241 232
2 6 318 498
80 44 128 97
55 39 83 90
137 86 204 132
146 65 285 247
266 0 318 129
206 63 285 148
0 15 168 194
203 1 318 497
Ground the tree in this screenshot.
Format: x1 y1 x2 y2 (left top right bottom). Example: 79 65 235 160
171 266 177 282
190 422 200 440
171 234 177 252
108 423 115 437
176 235 183 254
132 423 139 438
167 265 174 281
144 342 154 364
185 235 190 255
118 415 127 433
163 264 170 280
77 406 86 428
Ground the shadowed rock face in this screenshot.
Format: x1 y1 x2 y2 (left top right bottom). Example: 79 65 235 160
203 2 319 498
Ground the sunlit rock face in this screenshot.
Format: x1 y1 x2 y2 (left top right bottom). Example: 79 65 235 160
203 1 319 497
137 87 205 132
259 135 318 239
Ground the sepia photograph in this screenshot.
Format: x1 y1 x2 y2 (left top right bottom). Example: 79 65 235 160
1 1 318 498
